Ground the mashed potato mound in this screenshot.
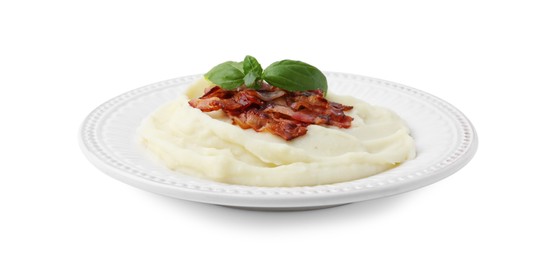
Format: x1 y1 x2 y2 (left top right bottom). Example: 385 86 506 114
139 78 416 187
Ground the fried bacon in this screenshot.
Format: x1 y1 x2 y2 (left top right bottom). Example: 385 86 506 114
188 83 354 140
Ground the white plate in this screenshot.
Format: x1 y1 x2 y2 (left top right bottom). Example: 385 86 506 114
79 72 477 210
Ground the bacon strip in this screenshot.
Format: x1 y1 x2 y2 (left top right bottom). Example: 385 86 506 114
188 83 354 140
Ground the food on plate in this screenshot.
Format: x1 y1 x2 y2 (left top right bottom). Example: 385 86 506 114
139 56 416 187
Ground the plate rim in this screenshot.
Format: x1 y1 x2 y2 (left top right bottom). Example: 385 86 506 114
79 72 478 208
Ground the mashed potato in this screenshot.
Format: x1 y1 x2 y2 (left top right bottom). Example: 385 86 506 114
139 78 416 187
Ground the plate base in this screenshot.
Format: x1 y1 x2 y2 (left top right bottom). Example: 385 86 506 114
222 203 350 212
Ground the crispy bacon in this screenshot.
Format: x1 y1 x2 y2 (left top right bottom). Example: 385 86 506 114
188 83 354 140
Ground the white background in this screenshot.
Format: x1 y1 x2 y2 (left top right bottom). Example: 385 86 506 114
1 0 546 259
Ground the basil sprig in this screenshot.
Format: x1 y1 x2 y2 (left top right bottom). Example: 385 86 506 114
203 55 328 94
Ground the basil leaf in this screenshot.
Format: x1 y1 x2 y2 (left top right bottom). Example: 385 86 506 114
243 55 263 88
243 72 260 88
262 60 328 94
204 61 244 90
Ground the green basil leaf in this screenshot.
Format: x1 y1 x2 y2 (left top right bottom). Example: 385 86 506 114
243 55 263 88
243 71 260 88
204 61 244 90
262 60 328 94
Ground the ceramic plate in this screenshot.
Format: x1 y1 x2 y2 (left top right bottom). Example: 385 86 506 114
79 72 477 210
